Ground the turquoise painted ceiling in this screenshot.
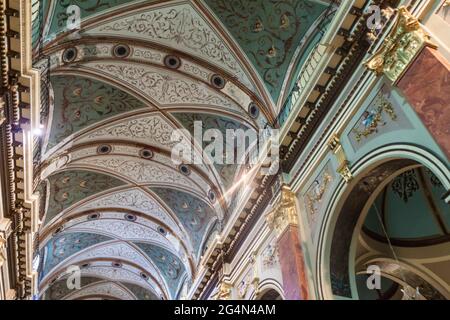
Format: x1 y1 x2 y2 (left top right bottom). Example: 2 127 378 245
135 242 185 298
38 0 328 105
204 0 327 103
42 276 159 300
47 75 146 149
364 168 450 242
150 187 216 257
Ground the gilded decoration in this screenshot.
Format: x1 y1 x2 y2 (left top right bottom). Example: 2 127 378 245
215 281 232 300
328 134 352 183
0 97 5 125
365 7 436 83
266 186 298 236
305 164 333 223
352 93 397 142
205 0 327 102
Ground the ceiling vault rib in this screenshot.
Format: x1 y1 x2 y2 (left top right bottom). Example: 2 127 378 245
32 0 339 300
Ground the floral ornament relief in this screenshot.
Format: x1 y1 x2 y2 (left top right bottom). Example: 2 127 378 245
205 0 327 101
352 94 397 143
85 115 183 149
91 4 253 89
237 252 260 298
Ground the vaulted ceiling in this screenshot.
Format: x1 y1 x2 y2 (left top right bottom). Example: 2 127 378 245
34 0 331 300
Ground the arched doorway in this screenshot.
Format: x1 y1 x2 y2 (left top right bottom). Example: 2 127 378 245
318 154 450 300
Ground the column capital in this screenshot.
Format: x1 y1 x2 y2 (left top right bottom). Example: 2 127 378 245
365 6 436 84
215 281 233 300
266 186 298 236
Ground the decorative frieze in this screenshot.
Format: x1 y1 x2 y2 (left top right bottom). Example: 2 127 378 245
237 252 260 298
365 6 436 84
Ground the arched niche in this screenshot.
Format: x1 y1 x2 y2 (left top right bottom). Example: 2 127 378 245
316 145 450 300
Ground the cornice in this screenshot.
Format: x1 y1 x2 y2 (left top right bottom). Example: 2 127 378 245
0 0 40 299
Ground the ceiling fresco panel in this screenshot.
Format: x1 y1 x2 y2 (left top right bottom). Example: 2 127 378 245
172 112 250 189
123 282 160 300
34 0 295 300
45 0 151 40
41 276 102 300
64 219 174 247
204 0 327 103
75 263 159 293
75 113 185 149
66 146 214 196
41 232 112 278
84 2 256 93
79 61 243 111
149 187 217 258
63 281 136 300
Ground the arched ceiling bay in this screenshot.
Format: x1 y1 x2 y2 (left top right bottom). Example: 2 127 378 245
34 0 330 300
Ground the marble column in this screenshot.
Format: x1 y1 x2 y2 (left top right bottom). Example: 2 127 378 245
266 186 309 300
397 47 450 159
